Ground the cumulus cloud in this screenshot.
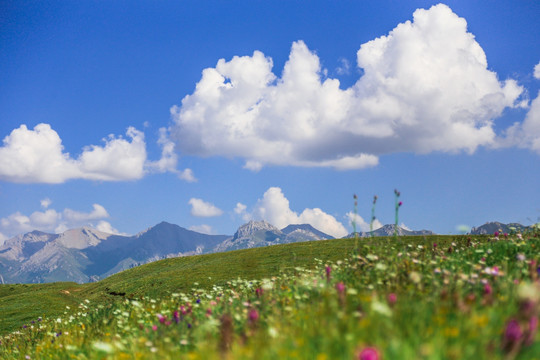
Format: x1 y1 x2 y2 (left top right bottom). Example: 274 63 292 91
170 4 523 171
0 123 193 183
40 198 52 209
246 187 348 238
95 220 124 235
146 128 197 182
189 224 215 235
502 62 540 153
0 202 118 240
189 198 224 217
346 212 383 233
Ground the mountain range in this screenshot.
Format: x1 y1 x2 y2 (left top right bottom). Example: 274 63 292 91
345 224 435 238
469 221 532 235
3 220 529 284
0 221 334 284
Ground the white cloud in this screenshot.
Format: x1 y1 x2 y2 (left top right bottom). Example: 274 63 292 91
0 124 192 184
502 62 540 152
346 212 383 233
336 58 351 75
0 232 7 246
40 198 52 209
189 224 215 235
249 187 348 238
234 202 247 215
170 4 523 171
178 168 197 183
95 220 124 235
63 204 109 223
400 223 411 231
188 198 224 217
0 202 117 240
505 92 540 153
146 127 179 174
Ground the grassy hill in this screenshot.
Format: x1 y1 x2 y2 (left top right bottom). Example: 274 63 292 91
0 235 458 336
1 232 539 359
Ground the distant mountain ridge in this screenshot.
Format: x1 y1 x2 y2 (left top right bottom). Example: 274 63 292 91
345 224 435 238
0 220 334 284
469 221 531 235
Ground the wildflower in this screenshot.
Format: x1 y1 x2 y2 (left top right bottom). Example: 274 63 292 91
255 287 263 298
517 254 526 261
484 283 493 296
325 266 331 283
173 311 180 324
152 325 158 331
494 231 499 237
387 293 397 306
336 282 346 293
248 309 259 323
502 319 522 353
358 346 380 360
157 314 166 324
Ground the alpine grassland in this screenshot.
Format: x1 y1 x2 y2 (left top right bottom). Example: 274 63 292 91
1 228 539 359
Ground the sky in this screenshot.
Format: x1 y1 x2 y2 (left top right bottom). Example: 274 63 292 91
1 0 540 243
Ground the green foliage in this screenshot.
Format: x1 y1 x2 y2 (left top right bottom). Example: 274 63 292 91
1 233 539 359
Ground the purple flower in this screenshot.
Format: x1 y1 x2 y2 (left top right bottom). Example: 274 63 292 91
398 201 402 207
157 314 166 324
173 311 180 324
494 231 499 237
484 283 493 296
504 319 522 342
335 282 346 293
387 293 397 306
248 309 259 323
358 347 380 360
196 298 201 304
325 266 331 282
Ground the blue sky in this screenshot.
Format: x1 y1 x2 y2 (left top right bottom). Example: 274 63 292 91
1 0 539 242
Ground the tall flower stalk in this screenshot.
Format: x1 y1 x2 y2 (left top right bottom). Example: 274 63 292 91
353 194 359 250
370 195 378 238
394 189 402 239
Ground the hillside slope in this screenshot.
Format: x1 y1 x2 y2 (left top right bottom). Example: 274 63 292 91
0 234 467 335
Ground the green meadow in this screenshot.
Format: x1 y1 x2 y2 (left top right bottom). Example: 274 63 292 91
1 232 539 359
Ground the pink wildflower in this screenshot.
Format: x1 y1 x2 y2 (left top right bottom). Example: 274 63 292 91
358 347 380 360
387 293 397 306
248 309 259 323
152 324 158 331
325 266 331 282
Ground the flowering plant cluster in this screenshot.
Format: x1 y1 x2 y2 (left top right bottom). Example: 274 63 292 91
1 230 539 359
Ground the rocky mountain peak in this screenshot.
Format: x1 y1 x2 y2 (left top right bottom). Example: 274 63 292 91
233 220 281 240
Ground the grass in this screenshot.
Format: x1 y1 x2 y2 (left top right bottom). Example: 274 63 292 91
0 235 461 336
1 233 539 359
